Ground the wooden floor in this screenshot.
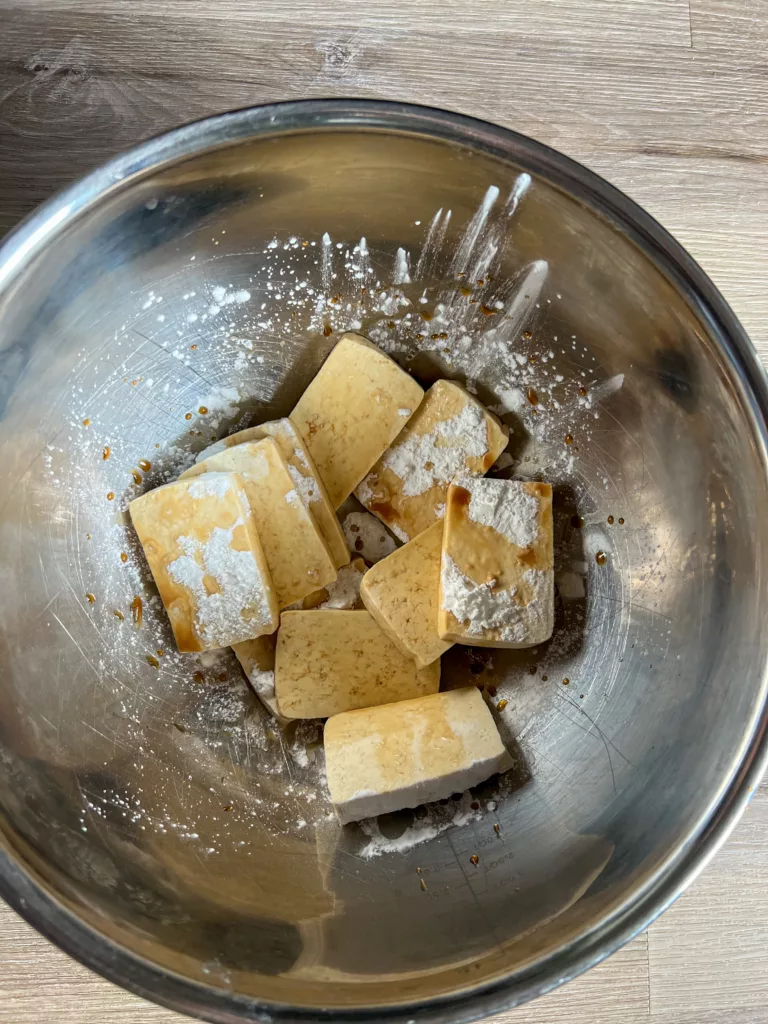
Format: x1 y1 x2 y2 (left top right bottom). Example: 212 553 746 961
1 1 768 1021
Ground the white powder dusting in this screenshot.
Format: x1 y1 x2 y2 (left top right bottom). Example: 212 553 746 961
196 386 241 430
586 373 624 405
194 438 229 463
247 665 276 702
354 477 373 507
441 554 525 642
521 567 554 634
466 478 539 549
378 402 489 498
317 562 365 609
244 450 270 480
357 792 485 859
398 407 412 417
343 512 397 562
392 247 411 285
440 555 553 645
284 488 298 505
210 286 251 309
287 464 316 508
506 172 531 215
197 648 230 670
168 525 272 648
452 185 500 274
388 521 409 544
583 527 612 561
415 206 450 279
188 473 236 502
490 385 525 415
289 441 312 472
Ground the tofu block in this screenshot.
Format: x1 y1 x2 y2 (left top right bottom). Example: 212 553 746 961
275 610 439 719
290 557 366 610
181 438 336 609
291 333 424 508
438 478 554 648
355 380 508 542
325 687 512 823
232 633 281 717
197 418 349 569
130 473 278 652
360 522 451 667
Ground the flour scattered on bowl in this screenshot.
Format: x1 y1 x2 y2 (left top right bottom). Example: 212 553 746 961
195 387 241 430
208 286 251 315
357 792 490 858
392 247 411 285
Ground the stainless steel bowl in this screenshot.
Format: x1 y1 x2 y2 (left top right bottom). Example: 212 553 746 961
0 100 767 1024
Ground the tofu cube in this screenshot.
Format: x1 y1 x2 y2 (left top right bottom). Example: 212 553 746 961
360 522 451 667
233 558 366 717
438 478 554 648
275 610 439 719
196 418 349 569
291 333 424 508
130 473 278 652
181 438 337 609
325 687 512 823
355 380 508 542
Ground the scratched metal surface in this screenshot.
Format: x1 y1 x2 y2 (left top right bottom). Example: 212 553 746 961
0 106 766 1022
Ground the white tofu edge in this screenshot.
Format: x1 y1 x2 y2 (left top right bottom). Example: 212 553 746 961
332 750 512 825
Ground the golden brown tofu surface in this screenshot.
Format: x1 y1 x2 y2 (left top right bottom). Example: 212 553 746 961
360 522 451 667
274 610 440 719
291 333 424 508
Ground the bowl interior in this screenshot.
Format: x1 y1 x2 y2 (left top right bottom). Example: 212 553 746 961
0 114 766 1017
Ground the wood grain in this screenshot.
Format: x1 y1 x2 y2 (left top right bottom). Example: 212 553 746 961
648 786 768 1019
1 1 768 1021
19 0 695 40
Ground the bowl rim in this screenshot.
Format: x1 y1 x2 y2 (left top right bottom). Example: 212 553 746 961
1 97 767 1024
